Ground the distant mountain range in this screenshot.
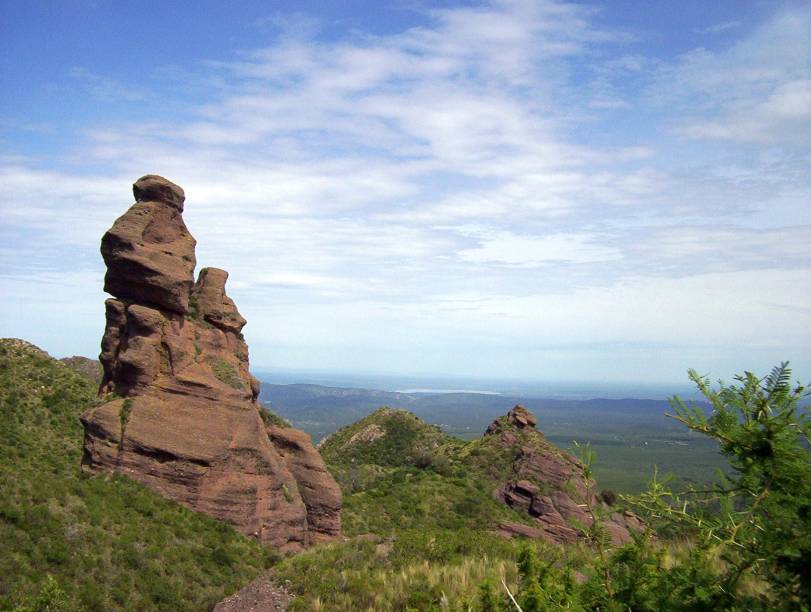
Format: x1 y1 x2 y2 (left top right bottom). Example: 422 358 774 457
259 381 705 443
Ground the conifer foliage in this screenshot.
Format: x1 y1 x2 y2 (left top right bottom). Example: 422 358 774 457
634 362 811 607
503 363 810 611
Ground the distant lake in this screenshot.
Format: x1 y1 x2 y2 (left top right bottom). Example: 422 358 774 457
253 366 698 401
396 388 503 395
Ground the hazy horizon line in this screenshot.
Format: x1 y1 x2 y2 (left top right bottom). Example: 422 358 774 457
252 363 693 387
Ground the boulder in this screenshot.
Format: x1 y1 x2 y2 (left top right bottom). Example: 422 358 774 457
497 521 543 540
486 405 538 435
515 479 540 496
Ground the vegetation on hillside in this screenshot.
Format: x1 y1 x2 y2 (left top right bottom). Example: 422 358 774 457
262 382 726 494
270 407 541 608
259 406 292 428
0 339 273 611
270 406 584 609
2 338 807 610
272 364 810 610
58 356 103 385
319 407 455 468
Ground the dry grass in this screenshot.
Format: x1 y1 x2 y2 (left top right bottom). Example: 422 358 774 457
284 547 520 611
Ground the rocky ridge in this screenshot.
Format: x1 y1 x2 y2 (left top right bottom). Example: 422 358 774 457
487 406 642 546
59 355 103 384
80 175 341 551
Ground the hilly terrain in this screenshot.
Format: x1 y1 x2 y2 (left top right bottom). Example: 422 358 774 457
269 374 811 610
0 339 273 611
0 338 617 610
269 404 642 610
3 339 808 610
261 382 722 492
317 404 641 541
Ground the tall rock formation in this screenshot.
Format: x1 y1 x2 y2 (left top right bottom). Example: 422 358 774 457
488 406 643 546
81 175 341 551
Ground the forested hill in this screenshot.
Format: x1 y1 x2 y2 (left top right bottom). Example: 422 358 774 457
259 381 719 493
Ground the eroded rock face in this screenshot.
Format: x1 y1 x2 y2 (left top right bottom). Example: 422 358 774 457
82 175 341 551
100 175 196 315
488 405 641 546
266 426 342 543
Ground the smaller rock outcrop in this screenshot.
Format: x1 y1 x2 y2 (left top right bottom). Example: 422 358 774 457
486 405 642 546
267 426 342 543
191 267 248 334
487 405 537 432
497 521 543 540
59 356 103 384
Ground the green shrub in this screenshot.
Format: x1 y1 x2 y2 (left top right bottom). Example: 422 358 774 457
628 363 811 608
0 339 270 611
211 359 245 390
187 292 199 319
258 408 291 428
478 579 499 612
281 483 294 503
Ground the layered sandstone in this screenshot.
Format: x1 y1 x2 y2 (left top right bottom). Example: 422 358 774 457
81 175 341 551
266 426 342 543
488 406 642 546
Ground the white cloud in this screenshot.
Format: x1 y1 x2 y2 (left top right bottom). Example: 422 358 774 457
457 229 621 266
2 1 810 381
244 268 811 380
681 78 811 143
693 21 741 35
652 7 811 144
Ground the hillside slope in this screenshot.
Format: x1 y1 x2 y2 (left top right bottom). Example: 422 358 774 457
265 405 641 609
322 405 639 546
0 339 272 611
318 407 454 468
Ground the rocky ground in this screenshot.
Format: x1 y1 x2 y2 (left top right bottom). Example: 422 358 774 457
214 572 294 612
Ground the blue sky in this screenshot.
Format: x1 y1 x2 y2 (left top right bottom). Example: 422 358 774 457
1 0 809 384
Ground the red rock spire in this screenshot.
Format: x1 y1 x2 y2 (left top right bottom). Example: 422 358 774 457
82 175 341 551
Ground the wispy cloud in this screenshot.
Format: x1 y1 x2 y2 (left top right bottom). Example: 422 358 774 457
456 228 622 266
651 8 811 144
1 0 809 379
693 20 741 35
68 66 145 102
